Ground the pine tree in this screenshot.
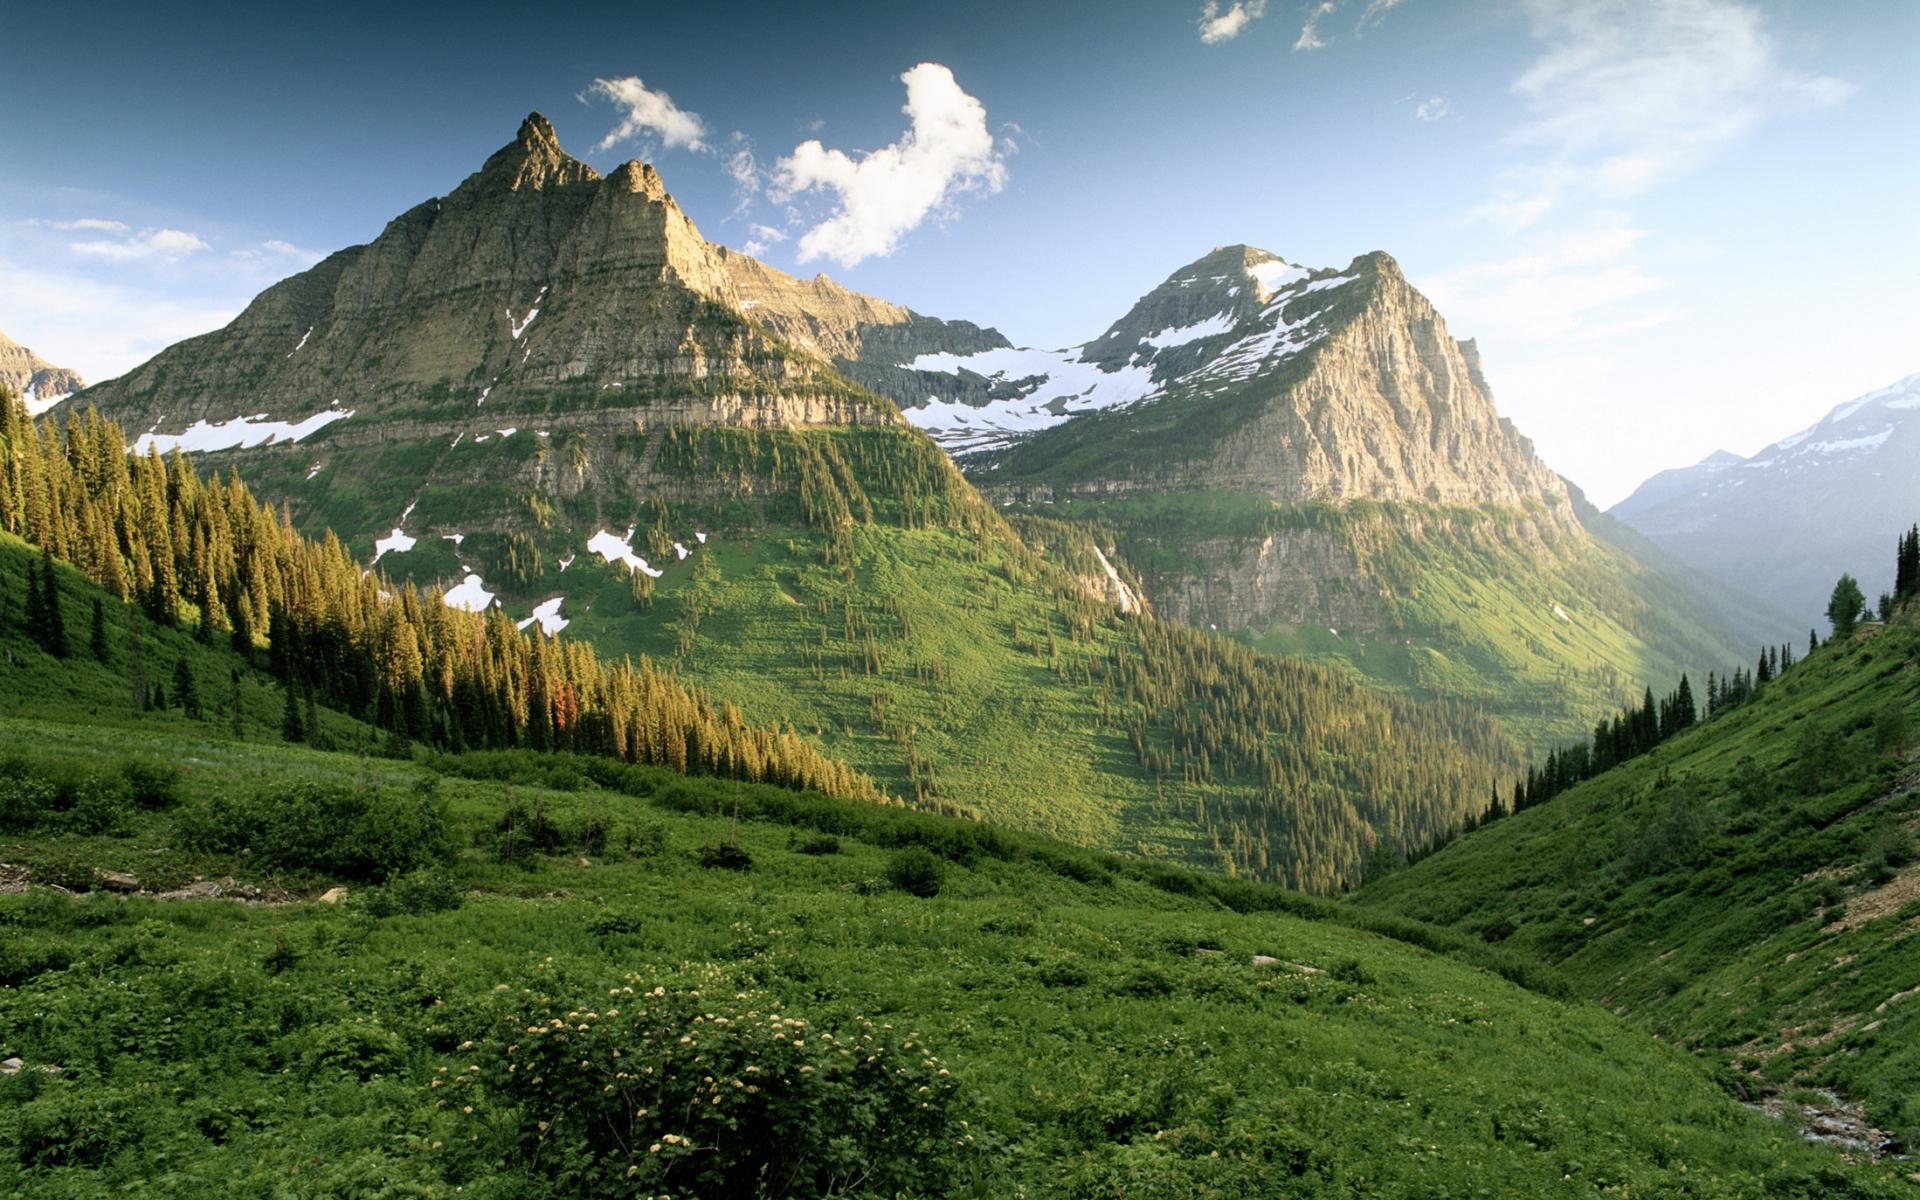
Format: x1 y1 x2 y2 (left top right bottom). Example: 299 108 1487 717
281 682 304 742
89 597 109 662
1827 574 1865 639
1808 628 1819 656
128 605 148 714
31 547 66 657
173 659 200 719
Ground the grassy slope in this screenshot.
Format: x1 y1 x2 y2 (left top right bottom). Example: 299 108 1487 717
1026 490 1782 751
0 715 1908 1198
1357 605 1920 1143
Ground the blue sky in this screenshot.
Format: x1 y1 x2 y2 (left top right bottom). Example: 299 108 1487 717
3 0 1915 505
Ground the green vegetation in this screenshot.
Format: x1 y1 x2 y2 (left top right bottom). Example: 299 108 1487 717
19 388 1531 891
1009 490 1779 752
1 716 1908 1198
1358 598 1920 1148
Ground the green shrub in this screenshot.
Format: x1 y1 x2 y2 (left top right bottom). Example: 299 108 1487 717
0 774 56 833
697 843 753 871
120 759 181 810
63 776 133 836
363 868 464 917
456 971 969 1198
623 819 670 858
174 782 452 882
796 833 841 855
887 846 945 897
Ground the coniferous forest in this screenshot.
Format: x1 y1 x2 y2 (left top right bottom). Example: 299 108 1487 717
0 392 883 803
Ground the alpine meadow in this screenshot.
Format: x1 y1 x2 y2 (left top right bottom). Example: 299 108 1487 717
3 2 1917 1197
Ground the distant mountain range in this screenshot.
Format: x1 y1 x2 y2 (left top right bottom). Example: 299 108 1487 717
1611 374 1920 625
0 329 84 416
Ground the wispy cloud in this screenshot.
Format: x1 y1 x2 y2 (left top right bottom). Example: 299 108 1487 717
1414 96 1451 122
1422 218 1679 344
585 75 707 153
1198 0 1267 44
69 227 210 262
38 217 130 233
741 223 787 257
1480 0 1853 231
0 258 239 383
1294 1 1335 50
774 63 1007 269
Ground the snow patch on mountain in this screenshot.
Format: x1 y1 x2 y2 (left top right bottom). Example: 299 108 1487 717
372 528 417 562
1142 313 1235 348
517 596 568 636
587 528 664 578
132 407 353 456
443 574 496 612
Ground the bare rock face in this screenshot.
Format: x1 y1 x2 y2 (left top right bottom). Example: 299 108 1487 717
77 114 1001 450
0 329 84 414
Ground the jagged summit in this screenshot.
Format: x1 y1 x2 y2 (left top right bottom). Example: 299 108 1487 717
72 113 1012 453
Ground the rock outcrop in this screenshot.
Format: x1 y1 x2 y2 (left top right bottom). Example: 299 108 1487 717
0 329 84 415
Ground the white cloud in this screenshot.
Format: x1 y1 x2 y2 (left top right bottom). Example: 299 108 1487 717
1358 0 1406 28
69 227 210 262
41 217 130 233
585 75 706 153
1294 1 1335 49
775 63 1007 269
1414 96 1451 121
741 223 787 257
1421 219 1679 345
0 259 238 383
230 239 326 268
1198 0 1267 44
1480 0 1854 230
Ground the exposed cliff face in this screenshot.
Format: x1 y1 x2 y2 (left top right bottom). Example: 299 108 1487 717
78 114 1003 449
961 250 1571 518
0 330 84 416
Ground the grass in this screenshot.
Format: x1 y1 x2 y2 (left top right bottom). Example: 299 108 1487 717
0 715 1909 1198
1356 603 1920 1144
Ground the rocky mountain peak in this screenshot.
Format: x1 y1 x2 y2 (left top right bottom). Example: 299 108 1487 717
0 328 85 416
474 112 597 193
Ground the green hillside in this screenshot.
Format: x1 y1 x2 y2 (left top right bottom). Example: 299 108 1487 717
1357 600 1920 1148
26 400 1525 892
994 490 1787 752
1 713 1909 1198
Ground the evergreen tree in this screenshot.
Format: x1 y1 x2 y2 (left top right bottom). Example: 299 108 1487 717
1808 628 1819 655
89 597 109 662
282 682 305 743
1827 574 1865 639
128 605 148 714
173 659 200 719
31 547 66 657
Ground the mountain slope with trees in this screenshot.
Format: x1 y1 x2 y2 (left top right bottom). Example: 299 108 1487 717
1357 546 1920 1148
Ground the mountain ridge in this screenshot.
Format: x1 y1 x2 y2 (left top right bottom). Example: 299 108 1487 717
1611 373 1920 623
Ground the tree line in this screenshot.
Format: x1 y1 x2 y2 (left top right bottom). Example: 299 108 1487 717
0 390 884 804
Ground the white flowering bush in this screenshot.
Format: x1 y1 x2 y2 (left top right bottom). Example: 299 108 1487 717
446 968 971 1197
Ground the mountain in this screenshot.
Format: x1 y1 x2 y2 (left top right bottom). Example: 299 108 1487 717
880 245 1787 748
0 330 84 417
1357 590 1920 1152
1612 374 1920 625
65 116 1522 892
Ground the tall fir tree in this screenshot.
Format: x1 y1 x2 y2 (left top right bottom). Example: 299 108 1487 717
1827 574 1865 639
89 597 109 662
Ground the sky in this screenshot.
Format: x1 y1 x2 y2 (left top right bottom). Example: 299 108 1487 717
2 0 1915 507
